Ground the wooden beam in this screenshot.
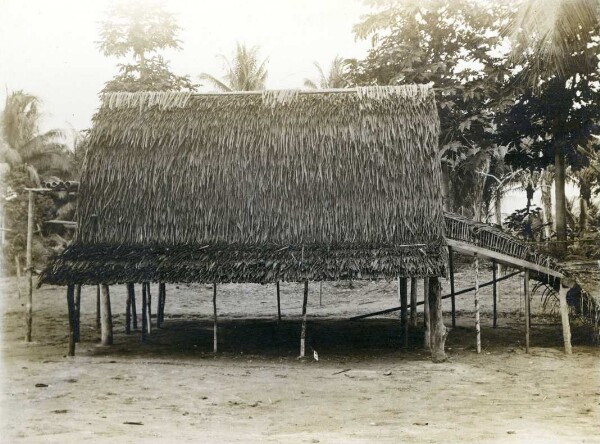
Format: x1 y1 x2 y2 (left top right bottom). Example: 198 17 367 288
25 190 34 342
131 284 138 330
409 278 417 328
446 239 564 279
146 283 152 335
423 278 430 350
474 254 481 354
399 277 408 348
557 285 572 354
300 280 308 358
66 284 76 357
449 246 456 328
100 284 113 346
141 283 147 342
74 285 81 343
276 281 281 322
524 269 530 353
492 260 498 328
213 283 218 353
126 283 132 334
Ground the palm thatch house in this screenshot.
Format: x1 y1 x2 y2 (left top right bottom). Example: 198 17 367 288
41 86 449 361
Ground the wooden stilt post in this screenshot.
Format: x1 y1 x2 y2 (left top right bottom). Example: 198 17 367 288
428 277 448 362
557 284 572 354
492 260 498 328
213 283 218 353
524 269 530 353
131 284 138 330
146 283 152 335
399 277 408 348
449 246 456 328
300 280 308 358
15 255 22 299
100 284 113 346
319 281 323 307
141 283 147 342
474 254 481 354
158 283 166 327
410 278 417 328
126 283 132 334
74 284 81 343
276 281 281 323
96 285 101 331
423 278 430 349
66 284 76 356
25 190 34 342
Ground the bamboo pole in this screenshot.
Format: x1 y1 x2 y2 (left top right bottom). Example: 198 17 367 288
158 283 166 326
96 285 101 331
449 246 456 328
146 283 152 335
100 284 113 346
126 283 132 334
410 278 417 327
276 281 281 322
319 281 323 307
557 285 572 354
300 280 308 358
66 284 76 356
423 278 430 349
474 254 481 354
399 277 408 348
131 284 138 330
141 283 147 342
428 277 447 362
15 255 22 299
524 269 530 353
213 283 218 353
74 285 81 343
492 260 498 328
25 190 34 342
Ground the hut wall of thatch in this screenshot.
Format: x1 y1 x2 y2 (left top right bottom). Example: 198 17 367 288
41 86 447 285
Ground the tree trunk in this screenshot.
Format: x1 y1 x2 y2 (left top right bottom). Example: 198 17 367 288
555 152 567 256
540 169 553 239
100 284 113 346
428 277 447 362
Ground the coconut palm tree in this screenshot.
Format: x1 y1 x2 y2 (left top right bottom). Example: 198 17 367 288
1 91 72 184
199 43 268 92
303 56 347 89
504 0 599 255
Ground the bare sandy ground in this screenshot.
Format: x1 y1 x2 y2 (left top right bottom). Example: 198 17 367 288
1 265 599 443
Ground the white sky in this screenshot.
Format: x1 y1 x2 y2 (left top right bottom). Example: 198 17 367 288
0 0 371 133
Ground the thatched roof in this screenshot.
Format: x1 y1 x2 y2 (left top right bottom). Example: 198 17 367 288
41 86 447 285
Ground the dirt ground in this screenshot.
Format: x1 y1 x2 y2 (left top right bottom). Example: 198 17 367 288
1 264 599 443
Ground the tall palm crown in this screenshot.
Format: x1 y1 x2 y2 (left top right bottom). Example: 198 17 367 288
304 56 347 89
1 91 72 181
200 43 268 92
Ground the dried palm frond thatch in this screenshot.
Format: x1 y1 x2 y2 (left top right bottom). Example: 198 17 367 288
41 86 447 285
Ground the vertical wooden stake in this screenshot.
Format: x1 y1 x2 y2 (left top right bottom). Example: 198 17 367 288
319 281 323 307
474 254 481 354
15 255 22 299
558 284 572 354
100 284 113 346
524 269 530 353
213 283 218 353
25 190 34 342
146 283 152 335
74 285 81 343
410 278 417 328
492 260 498 328
449 246 456 328
96 285 101 331
66 284 76 356
125 283 132 334
158 282 166 326
300 280 308 358
141 283 147 342
131 284 138 330
423 278 430 349
400 277 408 348
276 281 281 322
429 277 448 362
